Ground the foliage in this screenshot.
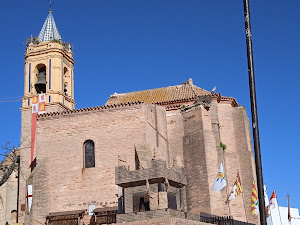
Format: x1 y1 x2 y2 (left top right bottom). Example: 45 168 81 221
51 39 61 43
218 142 227 151
0 142 19 186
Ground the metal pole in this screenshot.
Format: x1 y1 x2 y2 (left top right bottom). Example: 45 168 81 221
242 0 266 224
16 155 20 223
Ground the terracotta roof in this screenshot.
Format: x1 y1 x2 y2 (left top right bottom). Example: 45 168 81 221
105 78 210 105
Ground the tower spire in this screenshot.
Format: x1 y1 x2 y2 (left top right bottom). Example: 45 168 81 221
38 5 61 42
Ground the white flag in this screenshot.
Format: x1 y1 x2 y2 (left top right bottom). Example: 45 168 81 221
212 163 227 192
26 185 33 213
269 190 278 209
264 185 269 207
228 184 237 201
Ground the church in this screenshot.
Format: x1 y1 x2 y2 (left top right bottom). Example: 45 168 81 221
13 6 260 225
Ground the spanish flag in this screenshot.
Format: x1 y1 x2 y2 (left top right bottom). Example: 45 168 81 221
251 180 259 215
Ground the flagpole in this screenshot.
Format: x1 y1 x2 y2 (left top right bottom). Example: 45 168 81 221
218 140 231 217
222 148 231 216
277 191 283 225
287 194 291 223
242 1 266 224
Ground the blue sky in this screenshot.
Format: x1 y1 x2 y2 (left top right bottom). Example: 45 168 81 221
0 0 299 211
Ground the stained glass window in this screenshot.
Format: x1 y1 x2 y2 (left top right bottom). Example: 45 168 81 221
84 140 95 168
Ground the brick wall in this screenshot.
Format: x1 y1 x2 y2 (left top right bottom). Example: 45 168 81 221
19 104 65 224
25 104 168 224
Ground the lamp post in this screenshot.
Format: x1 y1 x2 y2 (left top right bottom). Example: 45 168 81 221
242 0 267 224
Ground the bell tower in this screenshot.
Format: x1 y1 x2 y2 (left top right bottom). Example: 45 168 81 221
22 7 75 111
18 7 75 223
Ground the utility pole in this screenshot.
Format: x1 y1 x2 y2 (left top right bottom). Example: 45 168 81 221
287 194 291 222
242 0 266 224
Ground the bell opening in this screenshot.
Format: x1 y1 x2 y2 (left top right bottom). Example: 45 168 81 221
35 65 47 94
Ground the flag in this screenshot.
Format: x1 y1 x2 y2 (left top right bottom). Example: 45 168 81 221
226 171 243 203
31 94 46 166
38 102 46 114
269 190 278 209
32 103 39 113
32 95 38 104
26 185 33 213
251 180 259 215
264 184 270 215
38 93 46 114
38 93 45 103
212 163 227 192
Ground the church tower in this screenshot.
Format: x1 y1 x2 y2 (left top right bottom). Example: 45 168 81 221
22 7 75 111
19 7 75 223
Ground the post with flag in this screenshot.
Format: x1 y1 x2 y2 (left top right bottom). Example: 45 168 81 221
31 94 46 171
31 96 38 166
269 190 278 209
226 171 243 203
264 185 270 216
25 185 33 214
212 163 227 192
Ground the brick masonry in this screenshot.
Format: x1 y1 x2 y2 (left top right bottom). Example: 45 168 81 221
19 96 259 225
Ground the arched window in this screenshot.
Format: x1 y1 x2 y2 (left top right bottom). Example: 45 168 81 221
84 140 95 168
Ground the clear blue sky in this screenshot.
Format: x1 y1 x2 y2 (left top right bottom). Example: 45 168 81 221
0 0 299 211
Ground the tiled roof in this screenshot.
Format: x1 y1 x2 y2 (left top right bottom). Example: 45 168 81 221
38 8 61 42
106 79 210 105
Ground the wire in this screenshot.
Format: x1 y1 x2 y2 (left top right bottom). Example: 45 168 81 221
0 96 23 100
0 95 23 103
0 99 21 103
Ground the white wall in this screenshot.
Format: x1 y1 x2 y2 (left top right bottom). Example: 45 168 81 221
267 207 300 225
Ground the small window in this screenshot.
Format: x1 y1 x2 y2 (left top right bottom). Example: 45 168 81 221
84 140 95 168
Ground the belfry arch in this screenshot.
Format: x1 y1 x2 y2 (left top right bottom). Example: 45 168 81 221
35 63 47 94
63 67 71 96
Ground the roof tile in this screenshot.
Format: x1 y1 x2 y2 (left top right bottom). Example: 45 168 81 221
105 79 210 105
